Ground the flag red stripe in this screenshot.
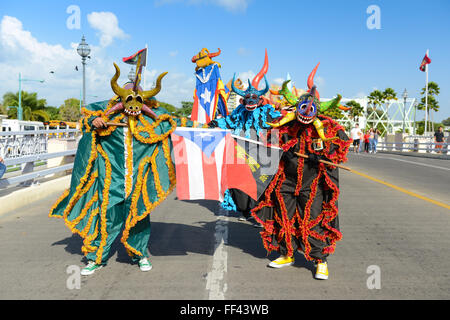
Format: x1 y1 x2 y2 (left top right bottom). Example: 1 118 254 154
202 152 219 200
221 135 258 200
191 89 199 122
172 134 190 200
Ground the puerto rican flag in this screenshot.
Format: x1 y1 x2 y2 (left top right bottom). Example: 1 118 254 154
171 128 230 201
171 128 282 203
191 64 228 124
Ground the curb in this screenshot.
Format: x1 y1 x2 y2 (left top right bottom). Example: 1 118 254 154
0 175 71 217
378 150 450 160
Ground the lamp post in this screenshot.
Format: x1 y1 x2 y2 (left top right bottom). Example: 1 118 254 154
128 67 136 82
413 100 418 135
79 89 99 110
14 73 45 120
77 35 91 109
402 88 408 134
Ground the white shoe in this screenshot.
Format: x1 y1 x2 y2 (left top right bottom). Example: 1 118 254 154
81 261 103 276
138 258 152 272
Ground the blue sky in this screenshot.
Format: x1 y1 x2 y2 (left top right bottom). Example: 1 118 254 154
0 0 449 121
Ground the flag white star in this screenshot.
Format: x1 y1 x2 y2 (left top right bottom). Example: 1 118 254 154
200 88 211 104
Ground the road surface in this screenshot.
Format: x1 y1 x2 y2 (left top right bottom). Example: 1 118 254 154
0 152 449 300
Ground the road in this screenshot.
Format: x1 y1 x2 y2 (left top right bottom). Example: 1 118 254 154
0 152 449 300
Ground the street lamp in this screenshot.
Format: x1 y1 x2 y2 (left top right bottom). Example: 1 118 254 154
77 35 91 108
402 88 408 134
413 100 418 135
79 89 99 110
9 73 45 120
128 67 136 82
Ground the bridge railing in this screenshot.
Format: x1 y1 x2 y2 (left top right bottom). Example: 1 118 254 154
376 140 448 154
0 129 80 188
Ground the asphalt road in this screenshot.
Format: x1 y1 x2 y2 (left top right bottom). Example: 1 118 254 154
0 151 449 300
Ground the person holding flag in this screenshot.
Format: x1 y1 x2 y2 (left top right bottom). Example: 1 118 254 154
191 48 229 123
251 63 351 280
207 49 282 221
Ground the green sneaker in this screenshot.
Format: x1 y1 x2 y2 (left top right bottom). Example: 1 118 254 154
138 258 152 272
81 261 103 276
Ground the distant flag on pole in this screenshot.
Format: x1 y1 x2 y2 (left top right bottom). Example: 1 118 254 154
419 52 431 72
123 48 147 67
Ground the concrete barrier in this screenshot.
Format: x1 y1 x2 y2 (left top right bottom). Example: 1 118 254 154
0 175 71 217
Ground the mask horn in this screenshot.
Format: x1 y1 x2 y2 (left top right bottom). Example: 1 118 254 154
111 63 128 98
266 112 296 128
208 48 221 58
256 75 269 96
251 48 268 89
142 72 168 99
231 73 246 97
307 62 320 100
280 80 299 106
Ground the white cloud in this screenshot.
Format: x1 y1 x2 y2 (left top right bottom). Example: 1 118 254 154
0 15 196 110
169 50 178 57
0 15 129 107
237 70 255 88
237 47 250 56
87 12 128 47
272 78 284 86
144 69 195 106
315 76 325 89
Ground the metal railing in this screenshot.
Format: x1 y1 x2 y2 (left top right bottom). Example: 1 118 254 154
0 128 80 188
376 141 448 154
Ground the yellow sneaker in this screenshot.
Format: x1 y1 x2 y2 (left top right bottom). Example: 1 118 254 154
315 262 329 280
268 255 295 268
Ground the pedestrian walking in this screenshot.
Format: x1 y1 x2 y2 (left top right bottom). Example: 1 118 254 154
368 128 375 153
372 128 381 153
363 130 370 153
350 123 363 153
434 126 445 154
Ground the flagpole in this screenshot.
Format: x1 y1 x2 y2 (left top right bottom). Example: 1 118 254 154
424 49 429 136
143 43 148 90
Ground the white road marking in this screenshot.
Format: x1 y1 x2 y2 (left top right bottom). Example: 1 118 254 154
355 153 450 171
205 206 229 300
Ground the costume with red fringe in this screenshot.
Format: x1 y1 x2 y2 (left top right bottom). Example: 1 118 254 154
251 114 351 262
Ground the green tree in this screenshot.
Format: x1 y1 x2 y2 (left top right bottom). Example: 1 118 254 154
45 106 60 120
3 91 50 121
417 81 440 132
367 89 385 109
0 103 6 115
158 102 177 114
321 107 343 120
383 88 397 102
346 100 364 121
173 101 193 118
59 98 81 122
442 117 450 126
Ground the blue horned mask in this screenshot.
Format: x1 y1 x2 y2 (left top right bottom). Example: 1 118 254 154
296 85 319 124
231 73 269 111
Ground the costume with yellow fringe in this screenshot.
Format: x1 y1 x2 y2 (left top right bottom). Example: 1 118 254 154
251 63 352 263
49 63 186 265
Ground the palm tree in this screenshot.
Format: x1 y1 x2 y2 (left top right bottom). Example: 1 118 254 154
346 100 364 122
367 90 385 110
417 81 440 133
2 91 50 122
